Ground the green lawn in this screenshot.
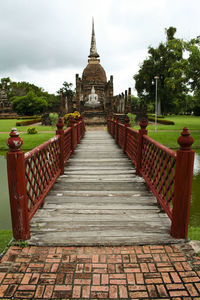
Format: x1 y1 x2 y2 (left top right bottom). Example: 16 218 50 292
128 114 200 149
133 115 200 131
0 119 54 132
188 227 200 241
148 131 200 149
0 230 12 253
0 132 55 151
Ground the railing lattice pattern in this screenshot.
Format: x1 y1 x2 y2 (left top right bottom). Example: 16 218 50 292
140 136 176 219
126 128 138 165
64 128 72 163
25 137 60 220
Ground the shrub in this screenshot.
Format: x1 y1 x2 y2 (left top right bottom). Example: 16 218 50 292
64 111 81 126
27 127 38 134
49 113 58 127
193 105 200 116
127 113 136 127
16 118 41 126
11 91 48 116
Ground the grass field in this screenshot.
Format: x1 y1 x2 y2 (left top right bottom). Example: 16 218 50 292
0 132 55 151
0 230 12 253
188 227 200 241
145 115 200 131
128 114 200 149
148 131 200 149
132 115 200 130
0 119 57 151
0 119 54 132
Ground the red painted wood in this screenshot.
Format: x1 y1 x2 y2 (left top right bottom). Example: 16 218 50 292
126 127 138 164
6 118 86 240
140 134 176 220
171 128 194 239
107 119 195 239
69 118 76 154
115 117 119 144
7 129 30 240
56 117 65 175
63 127 72 164
136 118 148 175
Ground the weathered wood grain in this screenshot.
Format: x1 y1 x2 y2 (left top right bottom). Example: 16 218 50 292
29 130 176 246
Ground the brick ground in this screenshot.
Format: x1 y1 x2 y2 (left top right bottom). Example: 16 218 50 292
0 244 200 299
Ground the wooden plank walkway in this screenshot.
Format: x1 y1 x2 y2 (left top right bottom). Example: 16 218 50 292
29 130 175 246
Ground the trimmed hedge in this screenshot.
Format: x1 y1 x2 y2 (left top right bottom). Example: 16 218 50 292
17 116 40 120
147 114 165 119
148 116 175 125
16 118 41 126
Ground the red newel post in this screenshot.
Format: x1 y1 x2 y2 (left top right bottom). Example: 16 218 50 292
69 117 76 154
123 115 130 153
56 117 65 175
7 128 30 240
171 127 194 239
136 118 148 175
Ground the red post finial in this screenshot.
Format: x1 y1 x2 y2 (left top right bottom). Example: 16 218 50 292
68 116 76 127
56 117 64 131
124 116 130 127
177 127 194 150
7 128 23 152
139 118 148 130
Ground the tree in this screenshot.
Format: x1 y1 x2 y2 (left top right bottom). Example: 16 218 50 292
57 82 74 100
11 91 48 115
0 77 60 111
134 27 188 115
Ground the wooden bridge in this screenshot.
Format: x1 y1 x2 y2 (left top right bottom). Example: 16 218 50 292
6 116 194 245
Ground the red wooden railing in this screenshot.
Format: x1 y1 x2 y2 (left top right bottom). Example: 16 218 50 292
7 117 85 240
107 116 194 239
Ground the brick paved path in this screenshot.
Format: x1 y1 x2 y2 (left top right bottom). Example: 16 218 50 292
0 244 200 299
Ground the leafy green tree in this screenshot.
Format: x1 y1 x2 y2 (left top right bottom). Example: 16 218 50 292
0 77 60 111
57 82 74 100
134 27 188 115
11 91 48 115
185 37 200 94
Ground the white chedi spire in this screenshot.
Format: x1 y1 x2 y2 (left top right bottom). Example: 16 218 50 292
89 18 99 58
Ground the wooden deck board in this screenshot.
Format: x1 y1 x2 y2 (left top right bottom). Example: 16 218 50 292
29 129 176 246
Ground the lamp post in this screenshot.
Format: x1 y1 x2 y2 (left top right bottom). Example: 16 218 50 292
154 76 159 133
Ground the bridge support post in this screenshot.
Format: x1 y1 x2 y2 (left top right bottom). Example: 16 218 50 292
123 116 130 153
56 117 65 175
136 118 148 175
6 129 30 240
171 127 194 239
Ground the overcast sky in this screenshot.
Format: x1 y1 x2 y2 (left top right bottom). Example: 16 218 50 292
0 0 200 95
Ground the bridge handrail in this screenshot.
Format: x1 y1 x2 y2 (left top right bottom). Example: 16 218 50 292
25 135 61 221
7 117 85 240
140 134 176 220
107 116 194 239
